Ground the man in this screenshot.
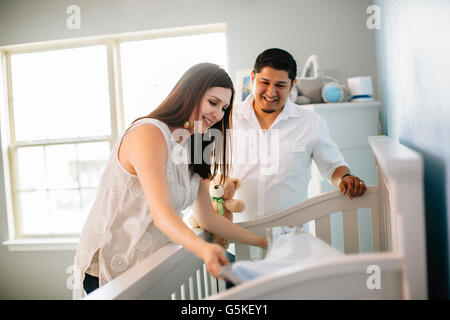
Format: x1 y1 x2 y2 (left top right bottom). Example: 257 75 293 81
230 48 366 223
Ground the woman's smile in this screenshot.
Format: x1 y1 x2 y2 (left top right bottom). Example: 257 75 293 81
202 115 214 128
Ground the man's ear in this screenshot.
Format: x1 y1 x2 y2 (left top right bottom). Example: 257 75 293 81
251 71 257 96
290 78 297 91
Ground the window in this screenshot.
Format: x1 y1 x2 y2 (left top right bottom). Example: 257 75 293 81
9 45 112 236
1 25 228 239
120 32 228 126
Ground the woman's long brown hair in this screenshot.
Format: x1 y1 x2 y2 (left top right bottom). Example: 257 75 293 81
130 63 234 184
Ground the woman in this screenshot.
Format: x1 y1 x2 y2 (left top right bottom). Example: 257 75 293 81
73 63 267 299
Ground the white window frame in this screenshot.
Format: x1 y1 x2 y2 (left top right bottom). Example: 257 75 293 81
0 23 227 251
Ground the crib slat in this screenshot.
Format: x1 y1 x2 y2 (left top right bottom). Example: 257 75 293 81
210 274 218 295
384 184 393 251
315 215 331 245
234 242 250 261
370 204 381 252
343 208 359 254
185 279 190 300
218 279 226 293
180 283 186 300
188 276 195 300
182 277 191 300
377 167 388 251
196 269 204 299
203 264 210 297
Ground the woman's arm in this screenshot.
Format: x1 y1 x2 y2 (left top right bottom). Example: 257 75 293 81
121 124 228 277
193 179 267 249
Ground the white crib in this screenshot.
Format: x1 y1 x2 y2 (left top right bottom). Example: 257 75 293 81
85 136 428 300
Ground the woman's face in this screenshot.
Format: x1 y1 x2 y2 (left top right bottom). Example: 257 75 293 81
191 87 232 134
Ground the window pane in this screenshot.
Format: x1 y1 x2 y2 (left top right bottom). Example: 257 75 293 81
45 144 79 189
16 146 47 190
15 141 109 235
81 188 98 223
77 141 110 188
120 32 228 126
10 45 111 140
48 190 81 234
18 191 50 235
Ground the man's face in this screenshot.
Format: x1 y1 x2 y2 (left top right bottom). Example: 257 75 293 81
251 66 296 114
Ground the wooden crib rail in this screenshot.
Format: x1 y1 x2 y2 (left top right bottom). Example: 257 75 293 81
368 136 427 299
85 228 211 300
207 252 404 300
84 188 380 300
233 186 381 258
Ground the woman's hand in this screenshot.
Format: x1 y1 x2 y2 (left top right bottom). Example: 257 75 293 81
257 236 268 249
201 243 229 279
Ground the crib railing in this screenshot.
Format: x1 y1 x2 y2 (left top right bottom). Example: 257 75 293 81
85 227 230 300
169 263 228 300
234 186 381 260
86 187 382 300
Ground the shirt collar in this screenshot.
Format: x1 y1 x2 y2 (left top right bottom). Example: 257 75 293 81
234 94 303 121
234 94 254 120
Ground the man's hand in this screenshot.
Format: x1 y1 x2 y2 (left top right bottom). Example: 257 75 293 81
340 175 367 199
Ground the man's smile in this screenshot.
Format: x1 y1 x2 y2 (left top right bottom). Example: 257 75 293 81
263 96 279 103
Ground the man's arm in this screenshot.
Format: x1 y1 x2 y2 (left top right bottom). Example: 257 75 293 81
331 166 367 199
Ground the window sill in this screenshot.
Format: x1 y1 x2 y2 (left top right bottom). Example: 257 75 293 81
2 237 79 252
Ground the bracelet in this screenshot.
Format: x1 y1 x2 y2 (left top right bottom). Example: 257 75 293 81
341 173 352 181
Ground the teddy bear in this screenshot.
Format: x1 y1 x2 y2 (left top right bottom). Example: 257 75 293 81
188 176 245 249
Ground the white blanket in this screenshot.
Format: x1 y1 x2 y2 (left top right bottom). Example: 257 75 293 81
221 227 344 284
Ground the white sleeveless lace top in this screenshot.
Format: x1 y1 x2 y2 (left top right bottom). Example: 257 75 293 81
72 118 200 299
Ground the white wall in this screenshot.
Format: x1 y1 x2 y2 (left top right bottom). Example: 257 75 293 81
374 0 450 299
0 0 377 93
0 0 377 299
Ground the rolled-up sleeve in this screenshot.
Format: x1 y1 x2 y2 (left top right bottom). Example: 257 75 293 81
312 116 349 183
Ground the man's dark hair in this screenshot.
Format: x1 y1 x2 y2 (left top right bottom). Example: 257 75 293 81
253 48 297 82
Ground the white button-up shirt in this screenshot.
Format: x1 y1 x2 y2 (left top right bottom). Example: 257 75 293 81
230 95 348 222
